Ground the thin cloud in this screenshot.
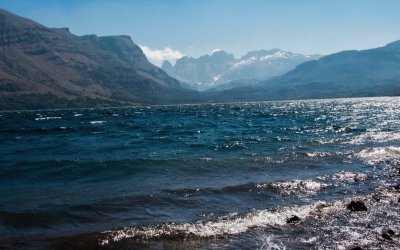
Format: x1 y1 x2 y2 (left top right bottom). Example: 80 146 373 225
140 45 184 66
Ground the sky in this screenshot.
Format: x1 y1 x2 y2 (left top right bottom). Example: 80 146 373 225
1 0 400 66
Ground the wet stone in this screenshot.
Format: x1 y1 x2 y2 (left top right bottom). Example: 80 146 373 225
346 201 368 212
382 233 393 241
286 215 301 224
348 247 363 250
387 229 395 235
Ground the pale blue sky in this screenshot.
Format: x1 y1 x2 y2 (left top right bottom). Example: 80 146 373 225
1 0 400 65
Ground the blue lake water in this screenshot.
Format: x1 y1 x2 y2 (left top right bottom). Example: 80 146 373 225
0 97 399 249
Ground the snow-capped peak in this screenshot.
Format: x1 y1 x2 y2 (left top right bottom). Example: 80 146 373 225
233 56 258 68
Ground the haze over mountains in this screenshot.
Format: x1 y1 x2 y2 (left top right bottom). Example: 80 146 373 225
162 49 321 90
0 9 399 110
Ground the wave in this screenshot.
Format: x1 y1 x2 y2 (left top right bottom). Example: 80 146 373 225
90 120 106 124
355 147 400 166
317 171 367 183
34 116 62 121
99 202 321 245
256 180 329 195
2 126 75 135
99 187 400 248
346 131 400 145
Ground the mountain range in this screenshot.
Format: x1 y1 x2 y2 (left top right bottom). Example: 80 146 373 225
0 8 197 110
0 8 399 110
162 49 321 90
205 41 400 102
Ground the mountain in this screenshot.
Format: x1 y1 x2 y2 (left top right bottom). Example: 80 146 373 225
164 50 235 90
1 8 399 110
0 9 197 110
205 41 400 102
161 60 174 76
219 49 320 83
162 49 320 90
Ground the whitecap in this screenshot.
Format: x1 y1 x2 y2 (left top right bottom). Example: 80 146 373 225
305 152 331 158
34 116 62 121
331 171 367 182
90 121 106 124
259 236 287 250
355 147 400 165
100 202 323 245
257 180 329 195
346 131 400 145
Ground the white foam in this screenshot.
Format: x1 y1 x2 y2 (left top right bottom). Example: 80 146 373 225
257 180 328 195
331 171 367 182
100 187 400 248
346 131 400 145
306 192 400 249
306 152 331 158
355 147 400 165
100 202 323 245
259 236 287 250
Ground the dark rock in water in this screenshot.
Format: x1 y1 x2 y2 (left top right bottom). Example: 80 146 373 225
286 215 301 224
393 184 400 191
347 201 368 211
382 233 393 241
387 229 395 235
348 247 363 250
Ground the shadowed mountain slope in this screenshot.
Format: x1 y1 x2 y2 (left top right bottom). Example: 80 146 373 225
0 9 197 110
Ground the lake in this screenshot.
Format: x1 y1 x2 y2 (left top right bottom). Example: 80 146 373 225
1 97 399 249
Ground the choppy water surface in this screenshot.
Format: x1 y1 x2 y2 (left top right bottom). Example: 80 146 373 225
0 97 399 249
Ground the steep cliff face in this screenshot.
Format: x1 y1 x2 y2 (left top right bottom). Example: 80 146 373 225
164 51 235 89
0 9 195 110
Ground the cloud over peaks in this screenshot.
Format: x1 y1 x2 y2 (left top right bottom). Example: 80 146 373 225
140 45 184 66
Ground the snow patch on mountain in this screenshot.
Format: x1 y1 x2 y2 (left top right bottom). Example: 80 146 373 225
162 49 321 91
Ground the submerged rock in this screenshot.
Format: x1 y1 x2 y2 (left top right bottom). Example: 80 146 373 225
346 201 368 212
